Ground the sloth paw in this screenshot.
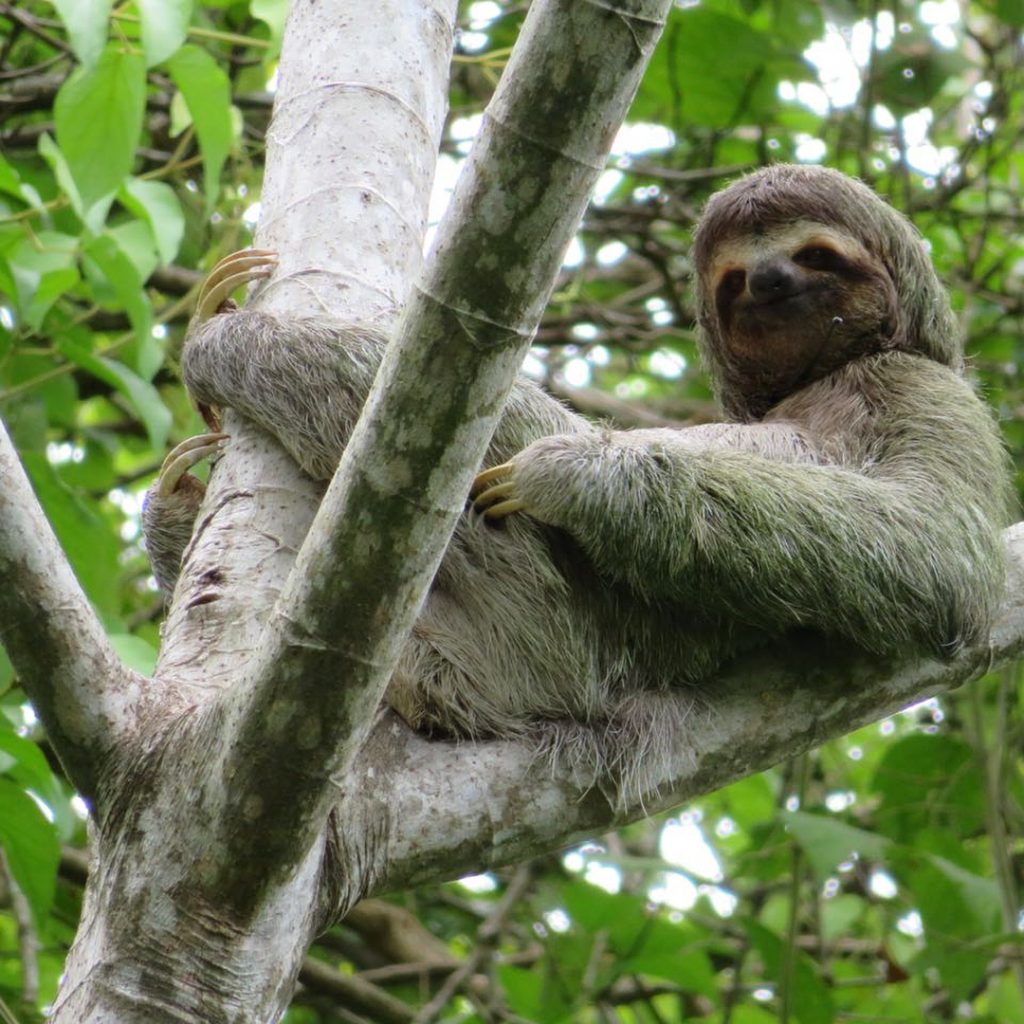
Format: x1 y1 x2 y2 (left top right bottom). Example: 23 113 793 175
470 462 528 520
143 433 230 596
195 248 278 322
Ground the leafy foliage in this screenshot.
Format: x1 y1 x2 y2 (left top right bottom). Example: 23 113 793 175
0 0 1023 1021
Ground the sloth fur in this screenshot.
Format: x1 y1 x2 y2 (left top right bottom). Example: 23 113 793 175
148 164 1011 801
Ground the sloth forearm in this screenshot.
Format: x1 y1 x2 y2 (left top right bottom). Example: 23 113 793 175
181 311 387 480
513 430 1003 652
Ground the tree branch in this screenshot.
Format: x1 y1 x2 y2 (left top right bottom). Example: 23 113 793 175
155 1 460 700
336 524 1024 894
147 0 460 915
0 420 140 798
222 0 674 873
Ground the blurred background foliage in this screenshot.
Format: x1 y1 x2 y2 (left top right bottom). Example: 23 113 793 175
0 0 1023 1020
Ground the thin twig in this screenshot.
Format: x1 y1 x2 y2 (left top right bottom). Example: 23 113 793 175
0 848 39 1006
412 865 533 1024
780 754 810 1024
968 672 1024 1004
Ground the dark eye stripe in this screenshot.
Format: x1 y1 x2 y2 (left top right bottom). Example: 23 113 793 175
794 246 847 270
718 269 746 296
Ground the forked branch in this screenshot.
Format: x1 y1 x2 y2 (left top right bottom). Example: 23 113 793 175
0 421 141 798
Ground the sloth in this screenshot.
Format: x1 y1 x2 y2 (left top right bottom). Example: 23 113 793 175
145 164 1010 795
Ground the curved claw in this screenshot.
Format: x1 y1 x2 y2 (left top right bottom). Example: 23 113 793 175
196 249 279 321
470 463 514 495
155 433 229 497
479 494 528 520
471 463 528 519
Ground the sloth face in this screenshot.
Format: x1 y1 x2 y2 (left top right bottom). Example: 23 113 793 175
703 221 898 415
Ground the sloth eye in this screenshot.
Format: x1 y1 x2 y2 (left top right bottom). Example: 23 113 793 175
717 269 746 301
794 245 845 271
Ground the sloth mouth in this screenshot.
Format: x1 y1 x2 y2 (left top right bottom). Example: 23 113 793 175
752 287 806 307
740 287 835 334
739 299 814 333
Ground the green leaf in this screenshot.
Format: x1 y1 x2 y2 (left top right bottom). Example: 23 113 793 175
872 38 970 113
168 45 234 210
104 358 170 448
914 942 994 1005
0 777 60 928
137 0 194 67
36 270 84 331
8 231 79 330
997 0 1024 26
252 0 287 58
730 1008 780 1024
626 947 718 996
54 46 146 215
745 0 825 50
0 731 55 797
57 436 116 492
57 335 171 450
783 811 891 881
891 848 1003 1002
871 734 984 843
120 179 186 264
560 877 717 998
0 649 12 696
745 920 834 1024
20 452 122 620
903 852 1003 937
497 964 571 1024
632 7 807 128
719 772 776 832
82 231 160 379
562 880 658 955
0 155 24 202
108 634 158 676
498 964 543 1020
49 0 114 68
107 220 160 283
988 972 1024 1024
3 353 79 441
819 894 864 942
38 132 89 226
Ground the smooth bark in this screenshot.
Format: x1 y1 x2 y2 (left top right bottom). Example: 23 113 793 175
0 420 141 798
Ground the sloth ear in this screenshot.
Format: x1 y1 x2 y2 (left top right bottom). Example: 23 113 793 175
866 214 962 370
886 249 961 368
875 268 904 352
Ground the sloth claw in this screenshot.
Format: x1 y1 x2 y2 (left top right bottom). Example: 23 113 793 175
195 248 278 321
155 433 230 497
471 463 513 493
471 463 527 519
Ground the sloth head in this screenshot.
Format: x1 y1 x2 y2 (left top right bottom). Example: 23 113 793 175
692 164 961 420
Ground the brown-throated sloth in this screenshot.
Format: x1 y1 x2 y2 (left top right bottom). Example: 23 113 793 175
145 164 1010 795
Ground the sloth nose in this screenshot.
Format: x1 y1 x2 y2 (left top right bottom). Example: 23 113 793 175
748 260 800 302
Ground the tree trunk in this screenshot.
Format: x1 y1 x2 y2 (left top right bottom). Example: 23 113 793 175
17 1 671 1018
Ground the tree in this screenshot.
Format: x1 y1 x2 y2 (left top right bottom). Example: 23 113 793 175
1 1 1023 1021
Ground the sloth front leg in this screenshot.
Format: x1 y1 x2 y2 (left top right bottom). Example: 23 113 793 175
142 433 229 596
181 251 388 481
471 422 821 521
141 251 277 596
187 248 279 430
